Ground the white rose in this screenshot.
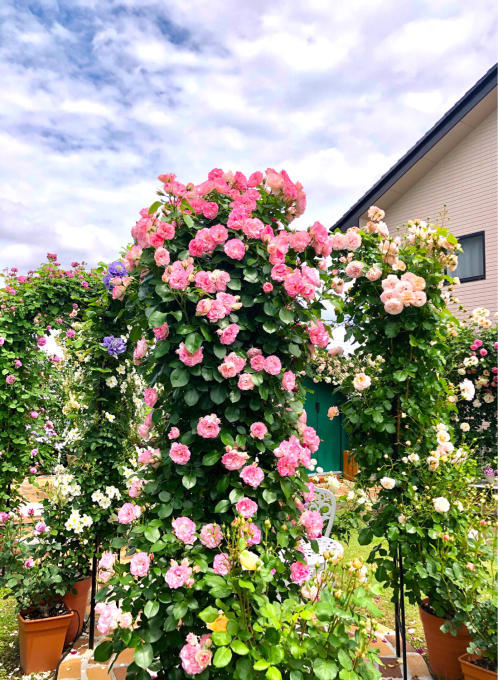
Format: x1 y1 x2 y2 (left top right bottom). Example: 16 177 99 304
467 529 479 540
473 399 481 408
106 376 118 388
433 497 450 513
460 423 470 432
398 514 407 525
459 379 475 401
353 373 371 391
408 453 420 463
380 477 396 490
483 393 495 404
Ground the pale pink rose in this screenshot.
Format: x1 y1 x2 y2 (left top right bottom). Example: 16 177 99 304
217 323 239 345
213 553 231 575
330 233 347 250
221 447 249 470
130 552 150 578
308 320 329 348
133 337 147 365
236 497 258 518
241 522 261 546
168 427 180 440
210 224 229 244
154 247 170 267
247 347 262 359
384 298 404 315
250 355 266 371
172 517 197 544
169 442 191 465
303 481 315 503
299 509 323 539
345 260 364 278
34 521 48 534
400 289 416 306
153 322 169 340
144 388 158 407
98 552 116 571
250 422 268 439
344 230 362 250
128 479 144 498
264 355 282 375
238 373 255 390
177 342 203 367
271 263 291 281
117 503 142 525
6 375 16 385
240 464 265 488
412 291 427 307
366 265 382 281
284 271 303 297
219 361 238 378
282 370 296 391
138 448 160 466
381 275 399 290
165 559 194 588
224 238 245 260
158 221 175 240
301 426 320 453
202 201 218 219
197 414 221 438
290 561 311 585
195 271 216 293
263 282 273 293
199 523 223 548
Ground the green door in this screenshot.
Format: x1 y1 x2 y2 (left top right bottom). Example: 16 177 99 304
303 379 345 472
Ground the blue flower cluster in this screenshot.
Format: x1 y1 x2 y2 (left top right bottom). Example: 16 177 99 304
104 261 127 290
102 335 127 357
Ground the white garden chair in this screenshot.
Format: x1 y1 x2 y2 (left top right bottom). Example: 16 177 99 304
300 486 343 571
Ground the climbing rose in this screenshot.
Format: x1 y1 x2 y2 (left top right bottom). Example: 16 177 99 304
308 320 329 347
117 503 142 524
250 422 268 439
282 370 296 391
353 373 371 391
168 427 180 440
165 559 194 588
265 355 282 375
433 497 450 513
238 373 255 390
240 464 265 488
380 477 396 490
153 322 169 340
197 414 221 438
130 552 150 578
299 509 323 539
217 323 239 345
169 442 191 465
199 523 223 548
221 447 249 470
290 561 311 585
6 375 16 385
224 238 245 260
236 497 258 518
263 282 273 293
144 388 158 407
177 342 203 366
180 634 212 675
133 337 147 365
172 517 197 544
213 553 231 575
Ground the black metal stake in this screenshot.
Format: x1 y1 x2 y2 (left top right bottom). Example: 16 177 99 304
88 551 98 650
393 543 408 680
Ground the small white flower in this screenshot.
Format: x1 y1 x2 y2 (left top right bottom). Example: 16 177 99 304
483 393 495 404
467 528 478 541
408 453 420 463
398 514 407 525
459 379 475 402
106 376 118 388
380 477 396 490
460 423 470 432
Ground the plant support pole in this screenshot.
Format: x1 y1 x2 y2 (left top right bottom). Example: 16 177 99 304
393 543 408 680
89 551 98 650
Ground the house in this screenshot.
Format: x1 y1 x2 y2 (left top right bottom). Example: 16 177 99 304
332 64 498 316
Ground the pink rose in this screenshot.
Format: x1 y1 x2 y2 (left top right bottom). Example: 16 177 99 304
263 282 273 293
144 388 158 407
154 247 170 267
238 373 255 390
236 497 258 518
153 322 169 340
282 370 296 391
290 561 311 585
240 464 265 488
308 320 329 348
202 202 219 219
224 238 245 260
197 414 221 438
177 342 204 367
199 523 223 548
213 553 231 575
264 355 282 375
117 503 142 525
299 509 323 539
217 323 239 345
98 552 116 571
250 422 268 439
344 230 362 250
172 517 197 545
168 427 180 440
250 354 266 371
138 448 160 466
221 447 249 470
169 442 191 465
210 224 229 244
384 298 403 315
345 261 364 278
6 375 16 385
366 265 382 281
165 559 194 588
130 552 150 578
133 337 147 365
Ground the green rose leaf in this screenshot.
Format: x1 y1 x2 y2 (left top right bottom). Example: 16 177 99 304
134 643 154 669
148 311 167 328
202 451 221 466
313 659 338 680
144 600 160 618
170 367 189 387
213 646 233 668
266 668 282 680
94 640 113 662
214 499 230 513
185 332 203 354
231 640 249 655
278 308 293 324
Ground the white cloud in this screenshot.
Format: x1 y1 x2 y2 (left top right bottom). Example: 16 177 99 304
0 0 496 272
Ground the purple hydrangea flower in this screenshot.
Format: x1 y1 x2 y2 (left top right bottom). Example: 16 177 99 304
102 335 126 357
104 261 127 290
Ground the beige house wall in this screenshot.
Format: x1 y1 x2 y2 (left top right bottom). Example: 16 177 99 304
378 108 497 316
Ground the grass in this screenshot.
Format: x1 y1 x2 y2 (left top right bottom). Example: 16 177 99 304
0 590 21 680
341 531 426 651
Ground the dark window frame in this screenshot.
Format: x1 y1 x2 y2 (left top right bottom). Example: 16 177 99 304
455 230 486 283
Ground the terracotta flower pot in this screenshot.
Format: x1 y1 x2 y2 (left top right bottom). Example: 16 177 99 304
18 608 73 673
419 598 471 680
459 654 498 680
62 574 92 645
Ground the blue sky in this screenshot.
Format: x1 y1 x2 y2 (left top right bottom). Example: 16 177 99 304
0 0 496 271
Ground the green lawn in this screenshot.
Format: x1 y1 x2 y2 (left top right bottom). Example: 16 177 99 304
0 590 21 680
341 532 426 650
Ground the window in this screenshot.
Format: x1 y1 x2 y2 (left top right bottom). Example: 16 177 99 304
453 231 485 283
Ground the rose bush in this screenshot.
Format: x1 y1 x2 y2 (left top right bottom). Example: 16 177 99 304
91 168 368 677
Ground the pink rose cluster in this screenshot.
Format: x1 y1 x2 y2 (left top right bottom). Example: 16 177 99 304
290 560 311 585
380 273 427 315
195 269 230 293
274 434 312 476
299 509 324 539
221 445 249 470
117 503 142 525
177 341 204 366
169 442 191 465
199 523 223 548
308 320 330 348
216 323 240 345
165 558 195 589
180 633 212 676
95 602 132 636
188 224 228 257
269 260 320 301
240 463 265 488
162 258 195 290
172 516 197 544
130 551 151 578
197 413 221 438
137 447 161 467
196 292 241 322
218 352 246 378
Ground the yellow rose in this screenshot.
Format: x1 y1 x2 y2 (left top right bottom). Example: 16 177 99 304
239 550 260 571
207 614 229 633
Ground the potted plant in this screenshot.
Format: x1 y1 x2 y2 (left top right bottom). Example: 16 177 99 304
459 600 498 680
0 514 72 673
